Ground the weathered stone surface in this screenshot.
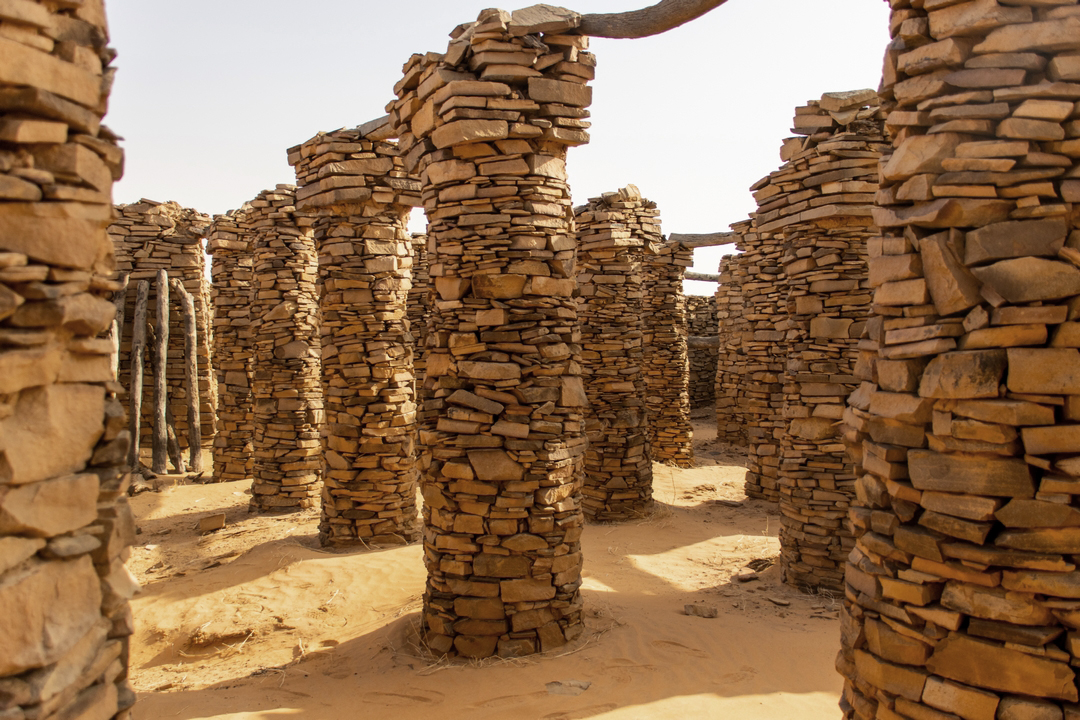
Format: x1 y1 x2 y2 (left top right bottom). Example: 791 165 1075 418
1007 348 1080 395
972 258 1080 303
964 217 1067 265
919 350 1006 399
927 634 1077 701
0 473 98 537
908 450 1034 497
0 384 105 486
0 557 102 675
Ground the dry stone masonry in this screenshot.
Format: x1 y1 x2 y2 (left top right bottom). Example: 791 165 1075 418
409 233 431 384
840 4 1080 719
248 186 323 512
733 201 791 501
771 92 886 592
0 2 137 718
687 294 718 409
288 124 423 546
715 230 750 448
110 200 216 460
207 206 256 483
574 186 653 521
642 239 694 468
389 5 594 659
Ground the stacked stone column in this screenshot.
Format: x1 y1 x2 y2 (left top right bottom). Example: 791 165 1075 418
0 2 136 718
390 6 593 659
715 226 750 447
409 233 431 384
770 93 886 591
575 186 652 521
110 201 216 454
840 5 1080 719
249 186 323 511
288 126 423 545
207 207 256 482
687 295 718 409
642 240 694 467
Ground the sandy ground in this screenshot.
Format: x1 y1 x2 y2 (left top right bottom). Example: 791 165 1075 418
128 414 844 719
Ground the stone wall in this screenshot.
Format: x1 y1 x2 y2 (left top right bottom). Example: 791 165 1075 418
0 2 137 718
288 124 423 545
575 186 652 521
715 227 749 447
207 206 256 483
839 5 1080 718
390 5 593 659
687 294 718 409
110 200 216 457
772 92 886 592
248 186 323 512
643 240 694 467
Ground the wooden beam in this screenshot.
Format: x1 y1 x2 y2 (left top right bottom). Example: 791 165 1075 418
171 278 202 473
669 232 737 248
687 335 720 348
685 271 720 283
152 269 169 475
127 280 149 470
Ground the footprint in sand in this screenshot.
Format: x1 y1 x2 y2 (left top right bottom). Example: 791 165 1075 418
650 640 708 659
542 704 618 720
718 665 759 685
601 657 656 684
362 690 443 707
470 690 548 709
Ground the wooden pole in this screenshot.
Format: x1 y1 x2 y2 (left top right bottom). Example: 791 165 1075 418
687 335 721 349
152 269 169 474
685 271 721 282
127 280 149 470
170 278 202 473
668 232 737 248
110 273 129 380
165 402 186 474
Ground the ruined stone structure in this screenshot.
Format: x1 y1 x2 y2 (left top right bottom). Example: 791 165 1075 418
771 93 886 592
575 187 652 521
110 201 216 457
248 186 323 511
839 5 1080 718
715 228 749 448
288 125 423 545
390 6 593 659
687 294 718 409
642 240 694 467
0 3 137 718
207 207 256 483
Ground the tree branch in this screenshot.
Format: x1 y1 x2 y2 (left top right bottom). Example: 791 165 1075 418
579 0 729 39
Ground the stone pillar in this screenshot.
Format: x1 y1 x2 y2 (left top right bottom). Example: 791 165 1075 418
207 207 256 482
110 201 216 457
687 295 718 409
642 240 694 467
390 6 594 659
288 125 423 545
772 92 886 592
840 5 1080 718
408 233 431 386
249 186 323 511
715 230 749 447
0 2 137 718
575 186 652 521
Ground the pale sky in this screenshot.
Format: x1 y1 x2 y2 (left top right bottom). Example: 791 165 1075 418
105 0 891 295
